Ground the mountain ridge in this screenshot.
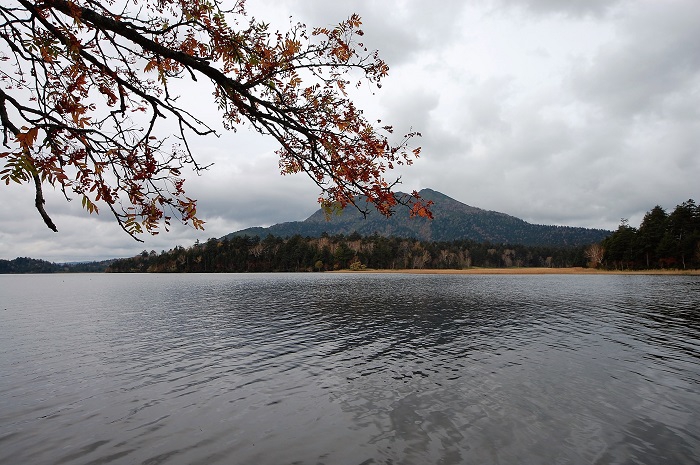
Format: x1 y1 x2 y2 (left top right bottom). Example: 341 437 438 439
225 188 610 247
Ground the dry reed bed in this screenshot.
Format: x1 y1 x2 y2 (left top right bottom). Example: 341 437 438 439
337 267 700 276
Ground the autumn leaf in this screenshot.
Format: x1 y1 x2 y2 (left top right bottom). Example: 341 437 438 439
16 127 39 150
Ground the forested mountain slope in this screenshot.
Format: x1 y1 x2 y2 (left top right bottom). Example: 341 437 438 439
227 188 610 247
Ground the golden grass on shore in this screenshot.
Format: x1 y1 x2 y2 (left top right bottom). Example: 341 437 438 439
335 267 700 276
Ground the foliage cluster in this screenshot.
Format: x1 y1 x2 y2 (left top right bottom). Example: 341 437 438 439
0 0 429 239
599 200 700 270
107 233 588 273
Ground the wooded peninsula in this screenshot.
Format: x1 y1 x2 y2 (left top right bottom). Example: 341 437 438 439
107 234 590 273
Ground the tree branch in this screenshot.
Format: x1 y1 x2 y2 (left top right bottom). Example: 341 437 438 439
33 173 58 232
1 89 58 231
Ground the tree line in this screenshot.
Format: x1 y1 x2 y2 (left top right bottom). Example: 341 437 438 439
107 233 588 273
0 257 113 273
591 199 699 270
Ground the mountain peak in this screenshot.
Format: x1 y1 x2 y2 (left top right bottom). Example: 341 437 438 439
226 188 610 247
416 188 486 216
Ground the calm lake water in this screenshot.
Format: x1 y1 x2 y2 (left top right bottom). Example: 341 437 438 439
1 273 699 465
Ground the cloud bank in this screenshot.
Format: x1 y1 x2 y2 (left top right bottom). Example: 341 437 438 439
2 0 698 261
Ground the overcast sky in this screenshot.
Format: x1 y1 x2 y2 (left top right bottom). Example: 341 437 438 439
2 0 699 262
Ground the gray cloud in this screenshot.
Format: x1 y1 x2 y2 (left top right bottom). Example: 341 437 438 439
250 0 469 65
495 0 627 18
571 2 700 119
2 0 699 261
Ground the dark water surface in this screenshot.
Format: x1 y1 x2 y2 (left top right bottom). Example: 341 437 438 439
1 273 699 464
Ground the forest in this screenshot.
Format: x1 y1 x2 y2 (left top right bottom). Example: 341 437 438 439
107 233 588 273
0 257 113 273
598 199 699 270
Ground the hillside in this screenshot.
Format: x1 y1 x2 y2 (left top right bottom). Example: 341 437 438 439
0 257 113 273
226 188 610 247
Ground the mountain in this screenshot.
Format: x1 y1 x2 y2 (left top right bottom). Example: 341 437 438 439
225 188 610 247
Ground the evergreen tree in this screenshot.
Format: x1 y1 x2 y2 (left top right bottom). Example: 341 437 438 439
665 200 699 269
636 206 668 268
603 219 637 270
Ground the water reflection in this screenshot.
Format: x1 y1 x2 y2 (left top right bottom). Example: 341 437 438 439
596 417 697 465
1 273 699 464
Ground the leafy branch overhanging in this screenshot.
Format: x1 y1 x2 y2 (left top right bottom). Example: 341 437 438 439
0 0 431 240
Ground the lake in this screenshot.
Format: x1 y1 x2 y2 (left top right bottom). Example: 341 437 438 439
1 273 699 464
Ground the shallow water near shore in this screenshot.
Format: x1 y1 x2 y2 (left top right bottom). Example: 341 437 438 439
1 273 699 464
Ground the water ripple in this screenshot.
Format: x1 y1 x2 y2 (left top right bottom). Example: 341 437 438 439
1 273 699 464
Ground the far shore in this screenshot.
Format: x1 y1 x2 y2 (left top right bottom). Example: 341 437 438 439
334 267 700 276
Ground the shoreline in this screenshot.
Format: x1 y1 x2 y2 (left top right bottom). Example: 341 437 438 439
334 267 700 276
